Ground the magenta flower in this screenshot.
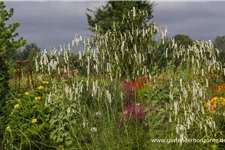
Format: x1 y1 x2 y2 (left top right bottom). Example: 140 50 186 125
122 103 149 124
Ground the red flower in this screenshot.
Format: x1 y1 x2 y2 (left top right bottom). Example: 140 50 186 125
24 60 30 63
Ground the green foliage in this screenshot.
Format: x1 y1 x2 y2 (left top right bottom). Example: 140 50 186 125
86 0 154 34
21 43 41 60
0 56 10 102
0 1 26 59
43 76 124 149
214 36 225 68
173 34 193 48
0 1 26 112
214 36 225 52
2 80 56 149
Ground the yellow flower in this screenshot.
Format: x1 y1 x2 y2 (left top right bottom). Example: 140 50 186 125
17 99 21 102
213 103 216 109
38 86 44 90
211 97 218 102
33 105 37 109
42 81 49 84
25 92 29 96
14 104 19 109
6 126 11 132
35 96 41 101
204 102 209 108
32 118 37 123
222 100 225 106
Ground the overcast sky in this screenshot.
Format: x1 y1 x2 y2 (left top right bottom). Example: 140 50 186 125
4 1 225 50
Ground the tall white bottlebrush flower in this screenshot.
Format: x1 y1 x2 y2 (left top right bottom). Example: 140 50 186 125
165 48 168 58
45 92 52 106
83 120 88 128
87 56 90 75
142 67 145 75
139 53 142 64
161 31 165 44
167 86 172 97
180 78 183 89
182 88 188 100
47 92 52 104
95 24 98 31
191 55 194 64
137 70 139 76
169 114 172 122
196 59 200 68
40 54 43 66
208 65 211 73
95 64 98 74
92 82 95 97
58 67 60 75
106 63 110 72
86 80 89 91
134 44 137 54
176 125 179 134
179 95 182 103
142 28 145 37
48 64 50 75
121 41 125 51
174 101 178 115
63 66 67 74
184 108 187 119
201 68 204 76
201 105 205 115
79 51 81 60
115 52 119 64
67 107 71 115
215 48 219 56
213 121 216 129
68 43 71 51
110 73 113 81
106 90 112 103
133 7 136 17
80 35 82 41
35 57 39 72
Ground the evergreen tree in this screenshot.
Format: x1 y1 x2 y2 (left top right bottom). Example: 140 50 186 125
86 0 155 34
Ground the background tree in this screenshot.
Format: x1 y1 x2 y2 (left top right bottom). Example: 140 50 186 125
173 34 193 48
0 1 26 102
86 0 155 34
214 35 225 65
22 43 41 60
214 35 225 52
